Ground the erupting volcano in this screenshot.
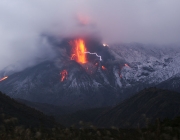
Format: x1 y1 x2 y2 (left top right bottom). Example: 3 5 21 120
70 39 87 64
0 76 8 82
1 35 180 112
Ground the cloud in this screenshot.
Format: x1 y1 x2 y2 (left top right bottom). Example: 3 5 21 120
0 0 180 70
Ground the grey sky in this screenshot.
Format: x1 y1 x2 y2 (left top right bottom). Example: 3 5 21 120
0 0 180 70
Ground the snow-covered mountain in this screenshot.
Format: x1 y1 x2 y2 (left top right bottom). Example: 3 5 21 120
0 60 120 109
0 43 180 109
111 43 180 87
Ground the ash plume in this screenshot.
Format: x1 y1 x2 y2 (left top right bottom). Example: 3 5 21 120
1 0 180 72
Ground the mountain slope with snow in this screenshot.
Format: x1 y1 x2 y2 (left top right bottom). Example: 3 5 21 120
111 44 180 87
0 43 180 109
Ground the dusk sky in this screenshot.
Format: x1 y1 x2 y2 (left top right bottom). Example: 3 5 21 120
0 0 180 70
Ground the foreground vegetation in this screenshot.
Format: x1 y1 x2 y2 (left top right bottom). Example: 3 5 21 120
1 113 180 140
0 89 180 139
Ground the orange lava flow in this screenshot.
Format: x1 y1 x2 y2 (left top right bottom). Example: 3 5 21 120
70 39 87 64
125 64 130 67
102 66 106 70
60 70 68 82
0 76 8 82
71 54 76 60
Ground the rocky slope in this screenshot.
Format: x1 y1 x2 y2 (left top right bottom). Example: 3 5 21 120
0 43 180 109
95 88 180 128
0 91 58 128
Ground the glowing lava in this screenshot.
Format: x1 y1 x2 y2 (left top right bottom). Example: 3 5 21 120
102 66 106 70
103 43 108 47
60 70 68 82
125 64 130 67
0 76 8 82
71 54 76 60
70 39 87 64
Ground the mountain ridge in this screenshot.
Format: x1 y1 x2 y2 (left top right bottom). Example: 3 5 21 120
95 88 180 128
0 44 180 109
0 91 60 128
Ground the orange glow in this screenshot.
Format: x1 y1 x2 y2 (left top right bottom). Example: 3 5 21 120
102 66 106 70
103 43 108 47
0 76 8 82
77 14 90 25
70 39 87 64
125 64 130 67
60 70 68 82
71 54 76 60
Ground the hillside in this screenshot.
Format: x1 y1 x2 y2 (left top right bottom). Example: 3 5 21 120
0 91 60 128
157 73 180 92
96 88 180 128
1 44 180 110
15 98 110 127
16 98 74 116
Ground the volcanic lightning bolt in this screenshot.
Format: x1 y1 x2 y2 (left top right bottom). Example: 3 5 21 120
84 52 102 61
70 39 103 63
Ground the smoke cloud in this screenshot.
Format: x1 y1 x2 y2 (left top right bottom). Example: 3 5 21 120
0 0 180 70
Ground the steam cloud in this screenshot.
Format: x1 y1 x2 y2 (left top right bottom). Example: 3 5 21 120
0 0 180 71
